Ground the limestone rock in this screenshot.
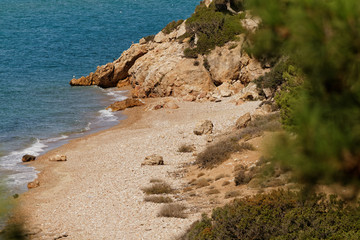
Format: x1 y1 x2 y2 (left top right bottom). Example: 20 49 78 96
235 113 251 129
49 155 67 162
164 101 179 109
206 39 266 85
113 44 148 81
70 76 91 86
263 88 273 98
22 154 36 162
141 154 164 166
238 82 259 100
70 44 148 88
28 179 40 189
129 42 214 98
194 120 213 135
106 98 144 111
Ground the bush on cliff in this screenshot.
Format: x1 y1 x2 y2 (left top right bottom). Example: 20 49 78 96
162 20 184 35
179 190 360 240
183 2 244 56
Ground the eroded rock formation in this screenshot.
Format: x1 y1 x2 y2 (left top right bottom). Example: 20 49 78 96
70 14 267 100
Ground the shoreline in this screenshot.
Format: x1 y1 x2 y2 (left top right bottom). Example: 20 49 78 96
15 96 261 239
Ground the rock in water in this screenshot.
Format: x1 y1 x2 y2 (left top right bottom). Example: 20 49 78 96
106 98 144 111
22 154 36 162
235 113 251 129
142 155 164 166
194 120 214 135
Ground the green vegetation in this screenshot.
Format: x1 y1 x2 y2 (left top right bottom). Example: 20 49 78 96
180 190 360 240
183 2 244 57
162 20 184 34
247 0 360 194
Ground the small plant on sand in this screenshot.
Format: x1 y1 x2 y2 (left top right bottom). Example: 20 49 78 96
206 189 220 195
149 178 163 183
222 180 230 186
197 172 205 178
224 190 240 199
142 182 173 195
158 204 187 218
194 178 210 188
178 144 195 153
144 196 173 203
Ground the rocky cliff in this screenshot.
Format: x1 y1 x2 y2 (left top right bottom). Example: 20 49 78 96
70 6 266 100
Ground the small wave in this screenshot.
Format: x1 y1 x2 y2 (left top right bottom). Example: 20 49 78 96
105 89 128 102
98 109 118 122
84 122 91 131
44 135 69 143
7 138 47 158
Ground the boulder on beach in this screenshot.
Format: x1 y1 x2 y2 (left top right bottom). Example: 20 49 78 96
141 154 164 166
106 98 144 111
22 154 36 162
49 155 67 162
194 120 214 135
28 179 40 189
235 112 251 129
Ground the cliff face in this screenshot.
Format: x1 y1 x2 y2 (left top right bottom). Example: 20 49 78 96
70 14 266 100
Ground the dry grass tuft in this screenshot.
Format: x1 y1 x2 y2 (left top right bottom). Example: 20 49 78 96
194 178 210 188
149 178 163 183
144 196 173 203
157 204 187 218
142 182 173 195
215 173 226 181
222 180 231 186
206 189 220 195
178 144 195 153
197 172 205 178
225 191 241 199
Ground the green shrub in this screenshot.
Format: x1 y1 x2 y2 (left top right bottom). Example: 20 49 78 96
162 20 184 35
179 190 360 240
143 35 155 42
184 2 244 56
184 48 198 58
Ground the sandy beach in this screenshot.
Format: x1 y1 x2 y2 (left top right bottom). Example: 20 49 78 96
16 97 261 240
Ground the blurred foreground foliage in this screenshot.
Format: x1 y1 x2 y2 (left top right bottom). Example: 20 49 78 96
180 190 360 240
247 0 360 194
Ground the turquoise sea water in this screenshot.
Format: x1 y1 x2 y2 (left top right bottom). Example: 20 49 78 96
0 0 198 193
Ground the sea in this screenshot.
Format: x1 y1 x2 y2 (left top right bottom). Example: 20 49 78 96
0 0 199 194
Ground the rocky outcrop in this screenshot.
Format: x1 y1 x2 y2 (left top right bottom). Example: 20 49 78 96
129 42 214 98
22 154 36 162
70 44 148 88
28 179 40 189
70 12 267 101
106 98 144 111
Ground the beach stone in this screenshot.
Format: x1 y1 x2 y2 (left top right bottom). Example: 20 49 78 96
49 155 67 162
28 179 40 189
164 101 179 109
22 154 36 162
106 98 144 111
235 113 251 129
141 154 164 166
194 120 213 135
263 88 272 98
